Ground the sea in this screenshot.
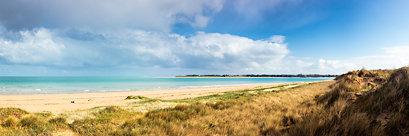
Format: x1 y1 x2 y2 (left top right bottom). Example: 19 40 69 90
0 77 332 95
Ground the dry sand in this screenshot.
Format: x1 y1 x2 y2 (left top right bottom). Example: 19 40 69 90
0 82 309 115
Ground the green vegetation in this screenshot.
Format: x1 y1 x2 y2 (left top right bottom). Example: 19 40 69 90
71 106 142 135
0 107 69 135
136 84 299 104
0 107 29 120
1 67 409 135
125 95 149 100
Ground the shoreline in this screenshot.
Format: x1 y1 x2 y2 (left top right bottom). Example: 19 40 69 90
0 77 333 95
0 80 330 114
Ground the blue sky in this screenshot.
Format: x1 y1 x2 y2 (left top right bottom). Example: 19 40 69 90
0 0 408 76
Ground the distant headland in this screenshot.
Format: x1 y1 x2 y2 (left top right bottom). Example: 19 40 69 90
176 74 337 78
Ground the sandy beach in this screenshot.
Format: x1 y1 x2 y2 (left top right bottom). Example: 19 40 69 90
0 82 309 115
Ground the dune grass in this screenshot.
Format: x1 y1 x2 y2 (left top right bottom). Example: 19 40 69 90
287 67 406 136
0 107 70 135
68 81 330 135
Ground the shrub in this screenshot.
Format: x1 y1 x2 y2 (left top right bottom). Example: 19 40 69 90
18 115 52 135
34 111 52 117
174 104 188 111
2 116 18 128
208 101 236 110
19 115 39 128
125 95 148 100
98 106 126 114
48 117 67 124
0 108 29 120
71 118 115 135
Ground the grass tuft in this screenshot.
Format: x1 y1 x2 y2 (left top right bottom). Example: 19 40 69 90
2 116 18 128
48 117 67 124
98 106 126 114
19 115 39 128
125 95 148 100
0 107 29 120
34 111 53 117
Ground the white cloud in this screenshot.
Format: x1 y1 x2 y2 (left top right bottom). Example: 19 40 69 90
289 46 409 74
295 60 313 68
349 46 409 69
178 32 290 69
382 46 409 57
269 35 286 44
0 28 290 70
283 59 356 74
316 59 357 70
0 28 65 65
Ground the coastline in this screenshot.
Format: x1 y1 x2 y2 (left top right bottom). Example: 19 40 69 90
0 80 330 114
174 76 335 78
0 77 332 95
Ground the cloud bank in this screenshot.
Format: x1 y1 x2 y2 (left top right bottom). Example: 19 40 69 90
0 0 408 76
287 46 409 74
0 27 290 71
0 0 302 75
1 26 408 75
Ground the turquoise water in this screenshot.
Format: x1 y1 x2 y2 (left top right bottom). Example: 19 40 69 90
0 77 332 95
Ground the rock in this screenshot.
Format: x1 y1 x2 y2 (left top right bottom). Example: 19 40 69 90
358 68 368 77
373 78 384 83
388 67 409 83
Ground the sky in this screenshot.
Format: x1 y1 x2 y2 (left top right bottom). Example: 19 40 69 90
0 0 409 76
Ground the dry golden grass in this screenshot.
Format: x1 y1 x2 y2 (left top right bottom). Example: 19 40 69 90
106 81 334 136
287 67 409 136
